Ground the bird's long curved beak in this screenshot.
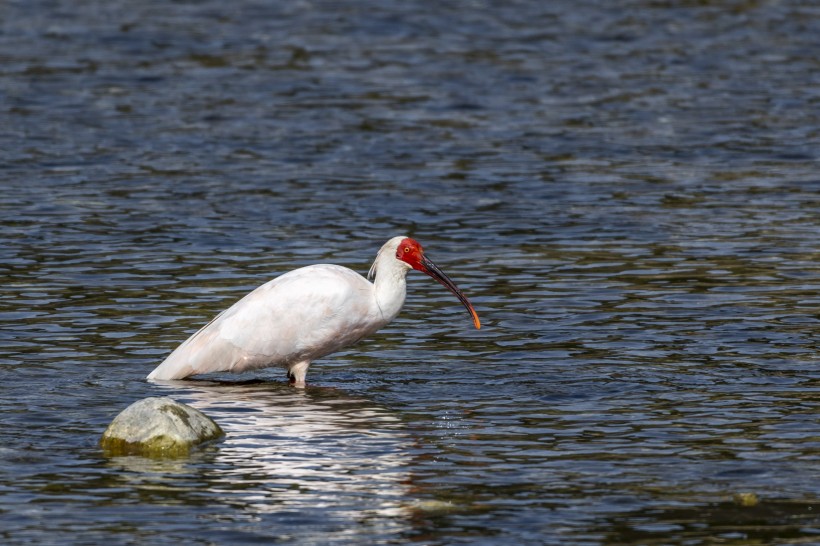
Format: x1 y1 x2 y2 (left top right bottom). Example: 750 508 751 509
420 255 481 329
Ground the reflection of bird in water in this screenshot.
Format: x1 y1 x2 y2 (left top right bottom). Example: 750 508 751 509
148 237 480 386
160 381 414 529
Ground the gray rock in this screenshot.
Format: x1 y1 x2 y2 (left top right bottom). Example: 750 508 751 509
100 396 224 457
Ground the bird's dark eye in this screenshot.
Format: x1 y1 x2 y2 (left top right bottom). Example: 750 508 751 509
404 247 410 253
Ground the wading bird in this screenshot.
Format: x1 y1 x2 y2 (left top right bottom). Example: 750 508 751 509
147 236 480 386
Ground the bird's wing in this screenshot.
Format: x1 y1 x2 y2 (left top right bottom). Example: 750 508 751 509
147 265 379 380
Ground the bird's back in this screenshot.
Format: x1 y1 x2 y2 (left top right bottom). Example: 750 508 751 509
147 264 387 380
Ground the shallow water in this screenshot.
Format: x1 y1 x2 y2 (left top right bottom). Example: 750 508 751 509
1 0 819 544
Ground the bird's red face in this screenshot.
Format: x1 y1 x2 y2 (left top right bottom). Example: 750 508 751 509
395 238 426 271
396 237 481 329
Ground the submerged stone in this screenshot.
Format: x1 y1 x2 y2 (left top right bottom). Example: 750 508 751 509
411 500 458 513
733 492 759 507
100 396 224 458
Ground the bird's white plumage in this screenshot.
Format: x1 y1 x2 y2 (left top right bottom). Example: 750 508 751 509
148 237 413 385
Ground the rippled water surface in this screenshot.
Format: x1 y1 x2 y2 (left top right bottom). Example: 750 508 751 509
1 0 819 544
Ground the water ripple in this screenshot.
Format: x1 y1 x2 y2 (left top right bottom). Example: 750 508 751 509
1 0 819 544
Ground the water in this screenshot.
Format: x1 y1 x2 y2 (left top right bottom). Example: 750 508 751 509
1 0 819 543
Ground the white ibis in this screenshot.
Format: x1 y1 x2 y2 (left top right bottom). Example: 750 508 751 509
147 236 480 386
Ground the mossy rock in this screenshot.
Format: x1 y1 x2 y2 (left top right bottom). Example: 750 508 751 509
100 396 224 458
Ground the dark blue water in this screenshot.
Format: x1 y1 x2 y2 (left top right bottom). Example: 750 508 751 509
1 1 818 544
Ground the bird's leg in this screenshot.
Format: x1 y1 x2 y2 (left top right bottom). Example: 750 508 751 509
287 361 310 388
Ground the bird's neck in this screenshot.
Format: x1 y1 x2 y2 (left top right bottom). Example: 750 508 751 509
371 256 409 323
